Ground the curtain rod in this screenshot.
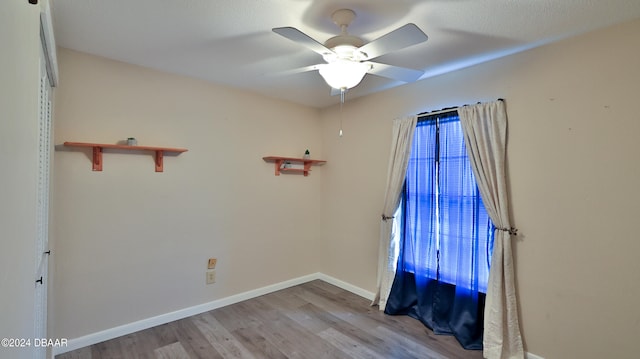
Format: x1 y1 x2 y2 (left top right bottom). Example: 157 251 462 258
417 107 457 117
417 99 504 118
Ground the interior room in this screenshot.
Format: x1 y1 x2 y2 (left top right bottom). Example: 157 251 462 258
2 1 640 359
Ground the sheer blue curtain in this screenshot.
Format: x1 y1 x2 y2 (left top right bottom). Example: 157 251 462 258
385 111 494 350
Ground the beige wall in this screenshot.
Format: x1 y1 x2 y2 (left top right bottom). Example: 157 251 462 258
320 19 640 359
52 49 324 339
0 2 42 359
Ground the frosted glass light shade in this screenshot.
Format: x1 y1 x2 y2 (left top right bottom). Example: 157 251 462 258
319 60 369 90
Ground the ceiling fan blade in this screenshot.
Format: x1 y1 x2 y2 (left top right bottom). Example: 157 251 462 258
272 27 335 57
367 62 424 83
268 64 322 77
358 23 428 60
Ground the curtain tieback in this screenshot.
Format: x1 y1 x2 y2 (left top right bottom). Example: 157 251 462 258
498 227 518 236
381 214 395 221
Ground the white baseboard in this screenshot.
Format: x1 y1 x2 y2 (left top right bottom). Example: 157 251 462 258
526 352 545 359
316 273 376 301
54 272 372 355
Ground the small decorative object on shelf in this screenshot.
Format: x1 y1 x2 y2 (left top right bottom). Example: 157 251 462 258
263 156 326 177
303 149 310 160
127 137 137 146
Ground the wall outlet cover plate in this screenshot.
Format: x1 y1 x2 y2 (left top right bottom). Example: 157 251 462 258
208 258 217 269
206 270 216 284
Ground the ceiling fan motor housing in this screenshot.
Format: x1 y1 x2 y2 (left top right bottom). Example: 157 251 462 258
322 43 367 63
324 35 364 51
324 9 367 62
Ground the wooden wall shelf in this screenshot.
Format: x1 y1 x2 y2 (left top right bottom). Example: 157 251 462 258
63 142 188 172
263 156 326 177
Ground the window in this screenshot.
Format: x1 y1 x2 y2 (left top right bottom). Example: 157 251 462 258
399 111 494 293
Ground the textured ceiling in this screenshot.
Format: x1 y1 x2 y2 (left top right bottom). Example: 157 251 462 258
51 0 640 108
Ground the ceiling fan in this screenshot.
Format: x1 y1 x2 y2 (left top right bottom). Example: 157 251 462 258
272 9 429 92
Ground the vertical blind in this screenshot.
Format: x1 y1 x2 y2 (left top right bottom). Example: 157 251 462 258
403 112 494 292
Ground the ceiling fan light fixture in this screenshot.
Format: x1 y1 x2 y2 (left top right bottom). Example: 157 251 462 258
272 8 429 93
319 60 370 90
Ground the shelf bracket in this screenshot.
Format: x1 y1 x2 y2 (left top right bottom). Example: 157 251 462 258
92 146 103 171
274 159 284 176
155 150 164 172
303 162 312 176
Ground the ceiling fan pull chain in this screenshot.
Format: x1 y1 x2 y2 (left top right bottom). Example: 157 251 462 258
339 89 345 137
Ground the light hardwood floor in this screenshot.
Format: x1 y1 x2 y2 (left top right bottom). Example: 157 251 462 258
56 280 484 359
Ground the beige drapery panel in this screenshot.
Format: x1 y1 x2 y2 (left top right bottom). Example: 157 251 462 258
458 101 524 359
372 116 417 310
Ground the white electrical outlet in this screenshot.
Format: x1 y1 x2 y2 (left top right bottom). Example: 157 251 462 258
206 270 216 284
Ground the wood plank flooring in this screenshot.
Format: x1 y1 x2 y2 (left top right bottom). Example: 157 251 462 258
56 280 484 359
